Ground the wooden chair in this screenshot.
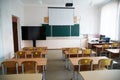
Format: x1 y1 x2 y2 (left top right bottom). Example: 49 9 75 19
1 61 18 74
22 61 38 73
36 47 47 51
98 59 113 70
68 48 79 58
15 51 26 58
78 59 93 71
111 43 119 49
31 51 42 58
65 48 80 69
36 47 48 57
100 44 109 56
82 49 92 57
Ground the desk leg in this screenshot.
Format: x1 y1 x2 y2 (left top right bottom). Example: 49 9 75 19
65 58 68 69
42 66 46 80
72 68 74 80
65 58 71 70
109 52 111 58
95 48 98 56
71 66 76 80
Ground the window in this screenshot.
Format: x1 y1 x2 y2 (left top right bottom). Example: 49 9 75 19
100 0 119 41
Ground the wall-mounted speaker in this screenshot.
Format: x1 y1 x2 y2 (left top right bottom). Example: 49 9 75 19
65 3 73 7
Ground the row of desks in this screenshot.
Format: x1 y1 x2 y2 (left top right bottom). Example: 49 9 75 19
64 50 97 57
68 56 119 80
0 73 42 80
94 44 120 57
0 58 47 72
15 50 47 58
69 56 108 66
0 58 47 80
4 58 47 66
0 47 48 80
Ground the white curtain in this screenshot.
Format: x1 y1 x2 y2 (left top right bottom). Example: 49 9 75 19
118 0 120 42
100 0 119 41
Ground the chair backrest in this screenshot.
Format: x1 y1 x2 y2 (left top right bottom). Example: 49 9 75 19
78 59 93 71
22 61 37 73
68 48 79 57
16 51 26 58
102 44 109 51
69 48 79 54
23 47 35 51
62 48 69 54
82 49 92 57
31 51 42 58
111 43 119 49
98 59 113 70
36 47 47 51
1 61 18 74
102 44 109 49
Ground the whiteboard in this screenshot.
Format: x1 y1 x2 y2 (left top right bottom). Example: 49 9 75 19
48 7 74 25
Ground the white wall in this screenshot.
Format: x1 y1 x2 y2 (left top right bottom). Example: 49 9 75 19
0 0 24 60
22 2 100 48
24 4 100 34
22 37 88 49
0 2 4 62
24 5 48 26
75 6 100 34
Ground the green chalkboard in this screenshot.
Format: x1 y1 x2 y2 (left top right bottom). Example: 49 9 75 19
42 24 79 37
42 24 51 36
71 24 79 36
52 26 70 36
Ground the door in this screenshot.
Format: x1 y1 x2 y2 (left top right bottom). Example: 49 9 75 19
12 16 19 52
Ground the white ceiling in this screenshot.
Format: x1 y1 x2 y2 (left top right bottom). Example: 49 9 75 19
20 0 112 7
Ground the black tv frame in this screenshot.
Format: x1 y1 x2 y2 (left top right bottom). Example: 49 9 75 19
21 26 46 47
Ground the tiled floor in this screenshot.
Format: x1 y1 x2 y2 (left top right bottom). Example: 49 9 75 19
46 50 72 80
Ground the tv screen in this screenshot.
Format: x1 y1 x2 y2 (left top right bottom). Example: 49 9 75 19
21 26 46 40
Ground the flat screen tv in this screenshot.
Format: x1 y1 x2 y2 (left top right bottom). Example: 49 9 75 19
21 26 46 40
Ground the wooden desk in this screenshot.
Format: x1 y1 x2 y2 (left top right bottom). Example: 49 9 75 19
65 49 96 69
79 70 120 80
1 58 47 80
106 49 120 58
88 41 113 49
4 58 47 66
88 42 103 49
66 56 106 69
65 50 96 58
69 56 108 66
69 56 109 80
93 44 111 56
25 50 47 58
5 58 47 71
62 47 85 60
93 45 102 55
0 73 42 80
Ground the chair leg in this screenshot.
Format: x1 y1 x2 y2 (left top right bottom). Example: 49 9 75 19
2 64 5 75
16 63 18 74
42 71 46 80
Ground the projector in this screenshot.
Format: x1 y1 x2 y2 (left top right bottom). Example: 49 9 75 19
65 3 73 7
